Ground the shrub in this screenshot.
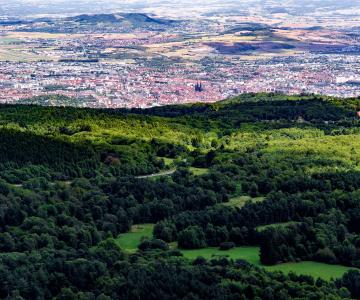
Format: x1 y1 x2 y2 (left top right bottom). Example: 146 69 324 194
219 242 236 251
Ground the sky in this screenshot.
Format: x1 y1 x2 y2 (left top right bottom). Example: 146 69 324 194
1 0 360 18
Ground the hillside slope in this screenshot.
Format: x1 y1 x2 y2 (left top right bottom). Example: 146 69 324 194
0 94 360 299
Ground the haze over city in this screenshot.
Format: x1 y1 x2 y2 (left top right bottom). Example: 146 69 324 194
2 0 360 16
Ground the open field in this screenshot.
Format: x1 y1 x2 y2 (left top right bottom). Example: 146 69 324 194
189 167 210 176
4 31 83 39
0 48 43 62
161 157 175 167
115 224 154 252
181 246 260 265
115 224 358 280
265 261 357 281
223 195 265 208
181 246 358 280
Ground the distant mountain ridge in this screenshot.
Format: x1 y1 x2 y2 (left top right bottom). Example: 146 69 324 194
65 13 176 26
0 12 179 33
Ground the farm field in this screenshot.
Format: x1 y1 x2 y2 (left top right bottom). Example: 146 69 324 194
0 48 42 62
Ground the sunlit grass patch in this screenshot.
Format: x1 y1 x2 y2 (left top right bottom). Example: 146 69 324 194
189 167 210 176
115 224 154 252
223 196 265 208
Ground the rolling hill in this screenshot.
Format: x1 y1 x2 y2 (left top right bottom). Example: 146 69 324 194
0 93 359 299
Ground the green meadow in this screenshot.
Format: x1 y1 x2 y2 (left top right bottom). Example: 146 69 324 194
223 195 265 208
116 225 357 280
181 246 260 265
265 261 357 281
180 247 358 281
162 157 175 167
115 224 154 252
189 167 210 176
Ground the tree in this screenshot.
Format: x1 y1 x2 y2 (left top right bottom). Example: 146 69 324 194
260 228 283 265
153 221 177 242
138 239 169 251
178 226 206 249
0 233 15 251
0 180 10 195
337 270 360 299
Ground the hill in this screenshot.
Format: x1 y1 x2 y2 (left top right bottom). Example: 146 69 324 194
67 14 120 24
0 93 360 299
65 12 176 27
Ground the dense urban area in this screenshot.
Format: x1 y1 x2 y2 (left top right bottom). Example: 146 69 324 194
0 3 359 107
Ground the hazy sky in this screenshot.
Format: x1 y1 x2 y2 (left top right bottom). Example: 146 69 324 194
1 0 360 18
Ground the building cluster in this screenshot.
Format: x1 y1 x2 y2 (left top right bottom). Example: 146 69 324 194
1 50 359 108
0 20 359 108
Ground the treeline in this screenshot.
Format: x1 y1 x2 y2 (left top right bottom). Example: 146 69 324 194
0 128 99 178
0 127 168 181
135 93 360 124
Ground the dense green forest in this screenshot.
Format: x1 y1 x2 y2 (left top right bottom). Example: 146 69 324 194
0 93 360 299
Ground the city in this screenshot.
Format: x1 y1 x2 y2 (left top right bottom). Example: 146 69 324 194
0 3 359 108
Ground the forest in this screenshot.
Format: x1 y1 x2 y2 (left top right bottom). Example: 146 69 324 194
0 93 360 299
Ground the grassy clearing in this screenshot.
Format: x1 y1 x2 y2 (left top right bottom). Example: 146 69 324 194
115 224 154 252
115 225 356 280
189 167 210 176
223 196 265 208
180 246 357 280
181 246 260 265
256 221 300 232
265 261 357 281
160 157 175 167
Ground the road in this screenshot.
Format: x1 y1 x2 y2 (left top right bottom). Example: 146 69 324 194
136 169 176 179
